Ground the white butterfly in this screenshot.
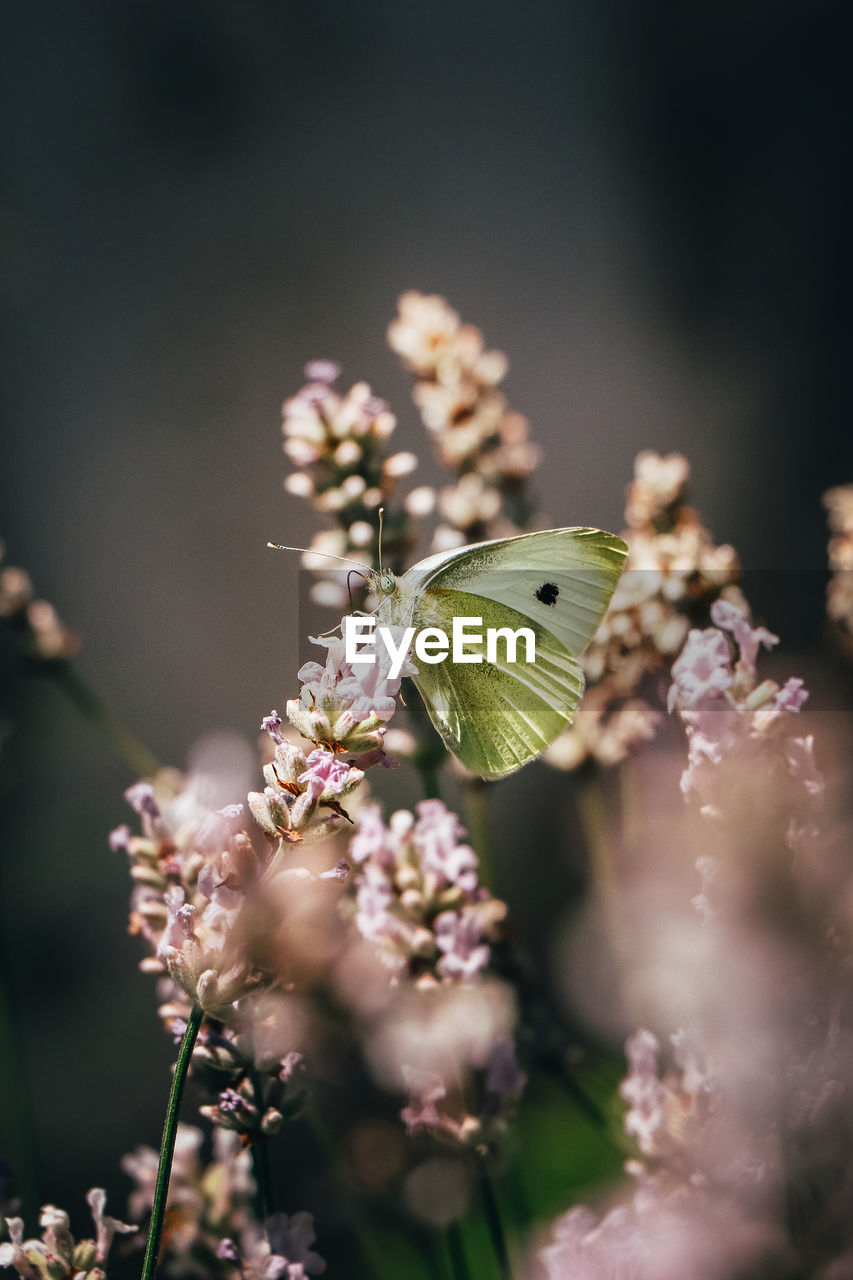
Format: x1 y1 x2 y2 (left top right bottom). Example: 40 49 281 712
271 525 626 779
370 527 627 779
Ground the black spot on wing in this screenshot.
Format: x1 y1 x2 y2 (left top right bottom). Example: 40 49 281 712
535 582 559 606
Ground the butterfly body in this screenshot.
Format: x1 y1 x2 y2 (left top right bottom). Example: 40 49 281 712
374 526 627 780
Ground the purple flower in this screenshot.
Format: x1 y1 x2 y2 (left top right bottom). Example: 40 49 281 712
124 781 160 819
619 1030 667 1157
362 394 388 418
710 598 778 676
218 803 245 821
304 359 341 385
219 1214 326 1279
265 1212 326 1276
412 800 478 892
261 711 284 744
85 1188 137 1263
108 824 131 851
218 1088 245 1114
217 1239 242 1264
434 911 490 981
667 628 733 714
485 1039 527 1102
288 629 410 755
170 1017 188 1044
279 1051 305 1082
774 677 809 714
354 864 395 942
318 859 350 882
297 749 352 800
0 1218 26 1274
785 735 824 800
350 804 400 866
175 903 198 939
400 1067 448 1134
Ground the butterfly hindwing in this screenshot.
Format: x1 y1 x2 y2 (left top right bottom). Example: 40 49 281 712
409 588 585 779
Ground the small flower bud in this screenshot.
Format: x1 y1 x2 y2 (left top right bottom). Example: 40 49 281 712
261 1107 284 1135
400 888 425 915
73 1241 98 1271
129 865 168 889
284 472 315 497
411 927 437 958
334 439 363 466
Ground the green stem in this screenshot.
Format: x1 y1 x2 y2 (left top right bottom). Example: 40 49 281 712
573 768 636 1019
306 1106 387 1280
140 1004 204 1280
420 762 442 800
464 780 495 889
445 1220 471 1280
476 1157 513 1280
45 663 160 777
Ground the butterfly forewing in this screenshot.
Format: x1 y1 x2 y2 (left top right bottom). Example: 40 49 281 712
416 527 627 659
380 525 626 779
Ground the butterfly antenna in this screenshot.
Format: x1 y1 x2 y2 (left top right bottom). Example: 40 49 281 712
345 568 373 612
378 507 385 575
266 541 370 572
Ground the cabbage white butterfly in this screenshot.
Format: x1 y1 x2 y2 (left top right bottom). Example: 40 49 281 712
270 525 626 779
372 526 627 779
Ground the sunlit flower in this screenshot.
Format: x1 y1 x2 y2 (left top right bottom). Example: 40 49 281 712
388 291 539 543
824 484 853 644
122 1125 253 1268
1 1191 135 1279
547 451 743 770
217 1212 325 1280
280 363 420 606
668 598 814 806
343 799 505 979
0 540 79 660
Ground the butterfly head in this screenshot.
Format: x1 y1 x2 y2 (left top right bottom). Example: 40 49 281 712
375 571 399 597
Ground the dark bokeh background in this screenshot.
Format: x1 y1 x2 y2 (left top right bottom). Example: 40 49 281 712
2 0 853 1260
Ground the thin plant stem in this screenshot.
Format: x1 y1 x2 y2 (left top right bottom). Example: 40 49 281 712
140 1004 204 1280
416 745 513 1277
502 1155 532 1239
306 1105 388 1280
45 662 160 778
464 779 495 889
420 762 442 800
445 1220 472 1280
476 1155 513 1280
573 767 639 1023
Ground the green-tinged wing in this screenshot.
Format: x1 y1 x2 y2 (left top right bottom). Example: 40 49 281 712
409 526 627 659
411 589 585 780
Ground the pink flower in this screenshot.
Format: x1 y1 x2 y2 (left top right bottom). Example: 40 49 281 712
710 598 778 676
785 735 824 801
297 749 353 800
667 628 733 713
435 911 490 981
411 800 478 892
350 804 401 867
620 1030 667 1157
400 1067 450 1135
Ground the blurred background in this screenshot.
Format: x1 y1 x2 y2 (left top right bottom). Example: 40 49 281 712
2 0 853 1272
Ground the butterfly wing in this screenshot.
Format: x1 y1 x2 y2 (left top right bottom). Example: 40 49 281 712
404 528 627 779
410 588 585 778
411 527 628 659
